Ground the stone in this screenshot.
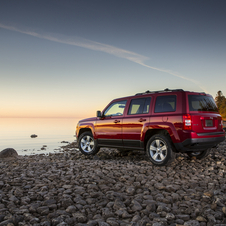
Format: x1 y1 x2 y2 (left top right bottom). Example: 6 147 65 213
126 187 136 195
66 205 77 213
196 216 207 222
72 213 87 223
87 220 98 226
30 134 38 138
0 148 18 158
146 203 156 212
106 218 119 226
184 220 200 226
98 222 110 226
113 199 125 210
176 215 190 221
166 213 175 220
207 214 216 224
0 140 226 225
36 206 49 215
131 200 142 212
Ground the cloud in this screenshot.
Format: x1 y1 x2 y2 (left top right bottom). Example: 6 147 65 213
0 23 205 91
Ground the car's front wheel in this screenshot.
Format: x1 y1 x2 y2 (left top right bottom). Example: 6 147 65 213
78 132 100 155
146 134 175 166
186 149 210 159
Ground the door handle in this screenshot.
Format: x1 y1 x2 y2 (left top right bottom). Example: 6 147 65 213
138 118 146 122
114 120 120 123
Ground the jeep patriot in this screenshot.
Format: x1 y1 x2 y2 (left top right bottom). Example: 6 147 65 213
76 89 225 166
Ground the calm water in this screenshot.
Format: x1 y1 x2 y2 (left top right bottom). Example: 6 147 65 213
0 118 81 155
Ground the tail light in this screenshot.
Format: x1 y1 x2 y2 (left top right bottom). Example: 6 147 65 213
220 117 223 129
183 114 192 130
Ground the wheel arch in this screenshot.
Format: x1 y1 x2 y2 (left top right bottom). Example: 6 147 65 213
144 129 174 150
78 128 93 139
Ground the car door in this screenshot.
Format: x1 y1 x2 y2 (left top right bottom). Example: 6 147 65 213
122 97 151 148
95 100 127 147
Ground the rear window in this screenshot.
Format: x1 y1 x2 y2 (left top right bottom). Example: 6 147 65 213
154 95 176 113
188 95 218 112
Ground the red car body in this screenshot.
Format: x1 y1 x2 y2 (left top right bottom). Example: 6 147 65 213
76 89 225 165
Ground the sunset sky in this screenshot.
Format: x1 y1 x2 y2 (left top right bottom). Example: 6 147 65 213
1 0 226 118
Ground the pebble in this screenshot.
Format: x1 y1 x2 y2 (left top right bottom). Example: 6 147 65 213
0 140 226 225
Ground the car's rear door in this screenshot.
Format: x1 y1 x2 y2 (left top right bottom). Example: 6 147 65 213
122 97 151 148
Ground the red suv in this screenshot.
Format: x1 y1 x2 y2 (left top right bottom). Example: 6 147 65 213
76 89 225 166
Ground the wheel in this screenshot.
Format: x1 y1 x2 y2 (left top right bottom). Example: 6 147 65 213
186 149 210 159
78 132 100 155
146 134 175 166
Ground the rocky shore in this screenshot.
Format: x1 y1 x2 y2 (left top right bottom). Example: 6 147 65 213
1 139 226 226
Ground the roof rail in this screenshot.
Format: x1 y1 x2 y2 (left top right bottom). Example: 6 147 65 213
135 88 184 96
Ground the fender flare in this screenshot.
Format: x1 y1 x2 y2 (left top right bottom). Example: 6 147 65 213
142 122 180 143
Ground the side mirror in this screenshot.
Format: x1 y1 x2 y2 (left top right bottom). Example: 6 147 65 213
96 110 102 118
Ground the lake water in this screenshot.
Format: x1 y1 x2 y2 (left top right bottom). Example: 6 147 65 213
0 118 81 155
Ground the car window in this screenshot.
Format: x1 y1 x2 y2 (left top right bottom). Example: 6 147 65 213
128 97 151 115
188 95 218 112
154 95 176 113
104 100 127 117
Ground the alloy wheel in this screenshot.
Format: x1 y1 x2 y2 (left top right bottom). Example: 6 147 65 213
80 135 95 153
149 139 167 162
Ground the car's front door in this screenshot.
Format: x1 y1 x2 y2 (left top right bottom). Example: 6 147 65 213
95 100 127 147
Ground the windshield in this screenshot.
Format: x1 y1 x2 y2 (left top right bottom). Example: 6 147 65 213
188 95 218 112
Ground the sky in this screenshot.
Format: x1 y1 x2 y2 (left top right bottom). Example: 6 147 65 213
0 0 226 118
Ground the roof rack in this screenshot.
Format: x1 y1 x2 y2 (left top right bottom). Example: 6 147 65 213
135 88 184 96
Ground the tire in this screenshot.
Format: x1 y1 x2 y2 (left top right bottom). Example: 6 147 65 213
78 132 100 155
186 149 210 160
146 134 175 166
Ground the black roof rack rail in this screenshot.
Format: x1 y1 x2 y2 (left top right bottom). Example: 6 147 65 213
135 88 184 96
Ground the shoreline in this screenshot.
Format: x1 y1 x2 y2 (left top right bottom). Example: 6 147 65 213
0 139 226 225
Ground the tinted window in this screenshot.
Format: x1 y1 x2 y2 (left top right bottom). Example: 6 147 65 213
128 97 151 115
155 95 176 113
104 100 127 116
188 95 218 112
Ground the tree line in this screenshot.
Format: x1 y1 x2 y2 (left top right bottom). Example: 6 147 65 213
215 91 226 119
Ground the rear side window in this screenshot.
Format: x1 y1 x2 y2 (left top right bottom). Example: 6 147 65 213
188 95 218 112
128 97 151 115
155 95 176 113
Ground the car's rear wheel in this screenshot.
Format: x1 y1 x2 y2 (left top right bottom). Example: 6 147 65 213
78 132 100 155
186 149 210 159
146 134 175 166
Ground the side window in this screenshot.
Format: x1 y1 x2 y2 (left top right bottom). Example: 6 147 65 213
104 100 127 117
154 95 176 113
128 97 151 115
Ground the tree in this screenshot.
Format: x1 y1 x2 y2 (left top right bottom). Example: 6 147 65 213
215 91 226 119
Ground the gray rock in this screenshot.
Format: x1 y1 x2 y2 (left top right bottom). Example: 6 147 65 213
176 214 190 221
131 200 142 212
106 218 119 226
184 220 200 226
37 206 49 215
0 140 226 225
0 148 18 158
166 213 175 221
72 213 87 223
113 199 125 210
66 205 77 213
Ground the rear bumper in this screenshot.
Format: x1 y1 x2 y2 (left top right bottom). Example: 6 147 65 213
174 135 225 152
